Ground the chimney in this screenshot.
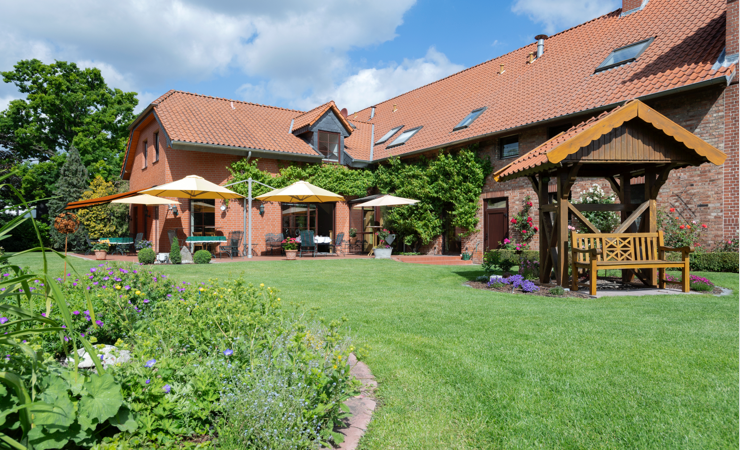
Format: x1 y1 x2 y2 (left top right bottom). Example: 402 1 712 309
728 0 739 60
535 34 548 58
622 0 643 12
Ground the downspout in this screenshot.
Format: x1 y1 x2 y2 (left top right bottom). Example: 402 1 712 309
370 124 375 162
370 107 376 119
243 151 251 257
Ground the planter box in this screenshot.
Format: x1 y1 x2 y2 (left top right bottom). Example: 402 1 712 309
94 251 107 261
374 248 393 259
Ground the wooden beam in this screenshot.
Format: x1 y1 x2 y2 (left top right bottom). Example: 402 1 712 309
644 167 658 286
620 171 635 283
651 164 675 199
543 203 637 212
537 175 550 283
564 163 582 193
528 176 540 194
607 176 622 202
556 168 570 287
565 200 600 233
613 201 650 233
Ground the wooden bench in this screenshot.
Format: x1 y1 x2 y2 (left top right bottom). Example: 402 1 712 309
571 231 694 296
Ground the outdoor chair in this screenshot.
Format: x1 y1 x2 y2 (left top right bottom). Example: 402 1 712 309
217 238 240 259
299 230 316 258
329 232 345 256
167 230 177 251
85 236 98 255
265 233 284 255
134 232 144 251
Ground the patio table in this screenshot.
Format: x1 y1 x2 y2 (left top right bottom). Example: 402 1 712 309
186 236 227 256
98 237 134 256
295 236 331 244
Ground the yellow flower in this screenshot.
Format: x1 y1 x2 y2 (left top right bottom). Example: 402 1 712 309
260 283 264 288
350 346 355 351
115 285 121 290
135 290 141 295
199 288 204 292
338 355 342 360
333 365 337 369
90 337 98 343
277 298 281 302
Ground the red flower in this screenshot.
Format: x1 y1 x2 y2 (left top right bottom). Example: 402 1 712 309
702 224 707 228
511 218 517 224
679 225 685 230
527 216 532 222
670 207 675 213
527 201 533 207
534 226 539 232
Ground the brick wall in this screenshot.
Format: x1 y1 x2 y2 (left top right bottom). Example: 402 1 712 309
728 0 738 57
622 0 643 12
723 80 739 240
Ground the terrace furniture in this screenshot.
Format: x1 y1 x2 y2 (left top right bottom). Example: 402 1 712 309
186 235 227 257
571 230 693 296
265 233 284 255
216 231 243 259
85 237 98 255
133 232 144 251
299 230 316 258
329 232 345 256
98 237 134 256
167 230 178 251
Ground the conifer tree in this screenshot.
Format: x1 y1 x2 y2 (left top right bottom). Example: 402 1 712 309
48 147 88 251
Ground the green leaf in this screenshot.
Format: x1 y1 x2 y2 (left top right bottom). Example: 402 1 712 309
78 373 123 430
109 406 138 432
33 379 75 429
59 369 85 396
27 424 71 450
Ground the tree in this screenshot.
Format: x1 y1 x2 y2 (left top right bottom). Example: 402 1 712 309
77 176 129 239
48 147 89 251
0 59 138 177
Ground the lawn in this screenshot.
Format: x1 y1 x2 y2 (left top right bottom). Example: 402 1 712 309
11 252 740 449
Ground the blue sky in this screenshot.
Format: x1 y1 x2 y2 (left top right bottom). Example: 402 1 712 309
0 0 620 114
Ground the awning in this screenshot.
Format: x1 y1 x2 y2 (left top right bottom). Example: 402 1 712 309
64 189 145 210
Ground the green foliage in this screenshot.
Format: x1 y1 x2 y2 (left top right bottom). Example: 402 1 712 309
15 154 65 205
375 149 491 247
574 184 620 233
92 242 110 252
0 59 137 175
508 196 538 249
77 176 129 239
193 250 211 264
0 214 51 252
47 146 89 251
549 286 565 296
482 250 539 274
138 248 156 265
667 252 739 273
169 237 181 264
715 232 738 252
658 209 708 248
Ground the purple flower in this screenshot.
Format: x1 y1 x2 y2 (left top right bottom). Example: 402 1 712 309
88 275 94 280
72 283 78 287
124 285 130 290
115 278 122 282
0 317 8 325
93 282 99 286
61 325 66 328
145 359 156 368
145 379 150 384
90 268 97 273
223 349 233 356
95 320 103 327
163 384 171 393
103 277 109 281
143 299 150 303
73 311 80 315
133 270 138 274
67 273 71 276
41 313 46 317
80 333 85 337
63 336 69 342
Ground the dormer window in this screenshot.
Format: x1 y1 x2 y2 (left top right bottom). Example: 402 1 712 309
388 126 422 148
375 126 403 145
318 131 339 161
454 107 486 131
595 38 654 73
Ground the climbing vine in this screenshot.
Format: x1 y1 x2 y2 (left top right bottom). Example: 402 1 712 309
227 148 491 248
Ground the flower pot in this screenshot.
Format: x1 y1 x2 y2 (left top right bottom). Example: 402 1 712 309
285 249 298 260
94 251 107 261
374 248 393 259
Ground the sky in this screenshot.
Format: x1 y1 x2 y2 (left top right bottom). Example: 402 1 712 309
0 0 620 115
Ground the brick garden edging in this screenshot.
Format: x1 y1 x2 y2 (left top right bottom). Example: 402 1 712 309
325 353 377 450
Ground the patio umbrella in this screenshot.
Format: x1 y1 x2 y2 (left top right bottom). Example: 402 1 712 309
352 194 419 208
141 175 243 200
255 180 344 203
111 195 181 253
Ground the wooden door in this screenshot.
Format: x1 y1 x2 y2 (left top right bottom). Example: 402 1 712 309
484 198 508 251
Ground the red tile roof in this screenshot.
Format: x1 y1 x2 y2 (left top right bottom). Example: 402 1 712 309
291 100 354 134
352 0 734 161
152 90 321 157
344 119 374 161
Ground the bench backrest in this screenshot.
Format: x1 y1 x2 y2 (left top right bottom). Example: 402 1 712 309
571 231 665 263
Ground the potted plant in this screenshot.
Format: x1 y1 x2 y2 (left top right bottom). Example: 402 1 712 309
374 228 394 259
92 242 109 261
348 227 357 244
282 237 299 260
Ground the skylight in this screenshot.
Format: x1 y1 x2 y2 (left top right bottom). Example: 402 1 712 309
388 126 422 147
595 38 654 73
375 125 403 145
453 107 487 131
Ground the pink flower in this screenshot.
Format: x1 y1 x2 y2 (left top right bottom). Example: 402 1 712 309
527 201 533 207
533 226 538 232
511 218 517 224
503 238 510 244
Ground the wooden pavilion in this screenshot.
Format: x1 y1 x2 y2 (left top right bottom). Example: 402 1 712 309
493 100 727 288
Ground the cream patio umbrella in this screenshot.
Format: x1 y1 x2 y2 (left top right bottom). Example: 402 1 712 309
111 195 181 253
352 194 419 208
141 175 244 200
255 180 344 203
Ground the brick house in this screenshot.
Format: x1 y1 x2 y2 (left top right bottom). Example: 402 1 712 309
121 0 738 261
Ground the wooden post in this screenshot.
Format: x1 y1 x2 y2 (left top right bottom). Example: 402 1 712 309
538 175 550 283
644 168 657 286
619 172 635 283
556 168 570 287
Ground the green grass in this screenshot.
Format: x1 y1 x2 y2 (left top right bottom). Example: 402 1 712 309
11 252 739 449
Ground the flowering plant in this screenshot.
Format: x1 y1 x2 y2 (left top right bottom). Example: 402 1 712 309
573 184 619 233
91 242 109 252
376 228 391 242
282 237 299 250
715 233 738 252
487 274 539 293
509 196 538 246
665 273 714 292
658 209 708 248
135 239 152 250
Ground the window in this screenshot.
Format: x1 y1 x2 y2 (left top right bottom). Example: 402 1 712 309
192 199 215 235
454 107 486 131
500 135 519 159
487 199 507 209
142 140 147 168
154 132 159 162
595 38 654 72
547 123 572 140
388 126 422 147
318 131 340 160
375 125 403 145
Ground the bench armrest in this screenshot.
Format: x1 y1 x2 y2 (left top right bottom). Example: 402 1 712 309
658 245 694 254
571 248 602 257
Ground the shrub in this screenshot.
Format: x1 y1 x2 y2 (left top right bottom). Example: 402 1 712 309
716 235 739 252
574 184 620 233
689 275 714 291
193 249 212 264
549 286 565 296
483 250 539 274
509 196 538 246
487 274 539 293
519 256 540 280
138 247 155 264
666 252 739 273
169 236 181 264
658 208 708 248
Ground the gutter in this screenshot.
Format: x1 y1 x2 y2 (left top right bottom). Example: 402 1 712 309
370 76 730 163
171 141 324 163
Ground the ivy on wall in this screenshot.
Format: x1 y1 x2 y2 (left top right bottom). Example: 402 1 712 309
77 176 130 239
227 148 491 248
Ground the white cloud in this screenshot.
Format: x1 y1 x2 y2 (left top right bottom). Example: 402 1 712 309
512 0 620 34
0 95 20 112
292 47 464 113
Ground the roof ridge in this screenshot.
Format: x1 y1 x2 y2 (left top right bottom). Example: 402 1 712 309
293 100 335 119
156 89 305 114
351 8 621 117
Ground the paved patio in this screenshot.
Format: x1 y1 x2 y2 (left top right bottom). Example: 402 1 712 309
70 252 374 263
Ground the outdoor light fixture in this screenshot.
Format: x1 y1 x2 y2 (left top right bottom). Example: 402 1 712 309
220 204 227 211
259 204 265 215
169 205 178 217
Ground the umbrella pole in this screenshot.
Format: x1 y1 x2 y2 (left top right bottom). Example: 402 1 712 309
248 178 252 259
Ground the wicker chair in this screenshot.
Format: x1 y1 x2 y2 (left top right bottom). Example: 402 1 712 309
265 233 284 255
299 230 316 258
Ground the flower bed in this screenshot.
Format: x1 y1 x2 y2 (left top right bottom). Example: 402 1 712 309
1 262 357 449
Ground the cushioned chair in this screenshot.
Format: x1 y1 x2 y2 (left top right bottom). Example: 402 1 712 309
299 230 316 258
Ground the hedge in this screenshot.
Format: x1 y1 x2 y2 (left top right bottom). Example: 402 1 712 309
483 250 539 273
666 251 739 273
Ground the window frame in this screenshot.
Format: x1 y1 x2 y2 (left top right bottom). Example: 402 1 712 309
154 132 160 162
595 37 654 73
317 130 340 161
387 126 422 148
499 135 519 160
142 140 148 168
453 107 487 131
375 125 404 145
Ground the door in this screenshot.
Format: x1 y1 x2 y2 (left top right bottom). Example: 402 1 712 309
484 198 508 250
